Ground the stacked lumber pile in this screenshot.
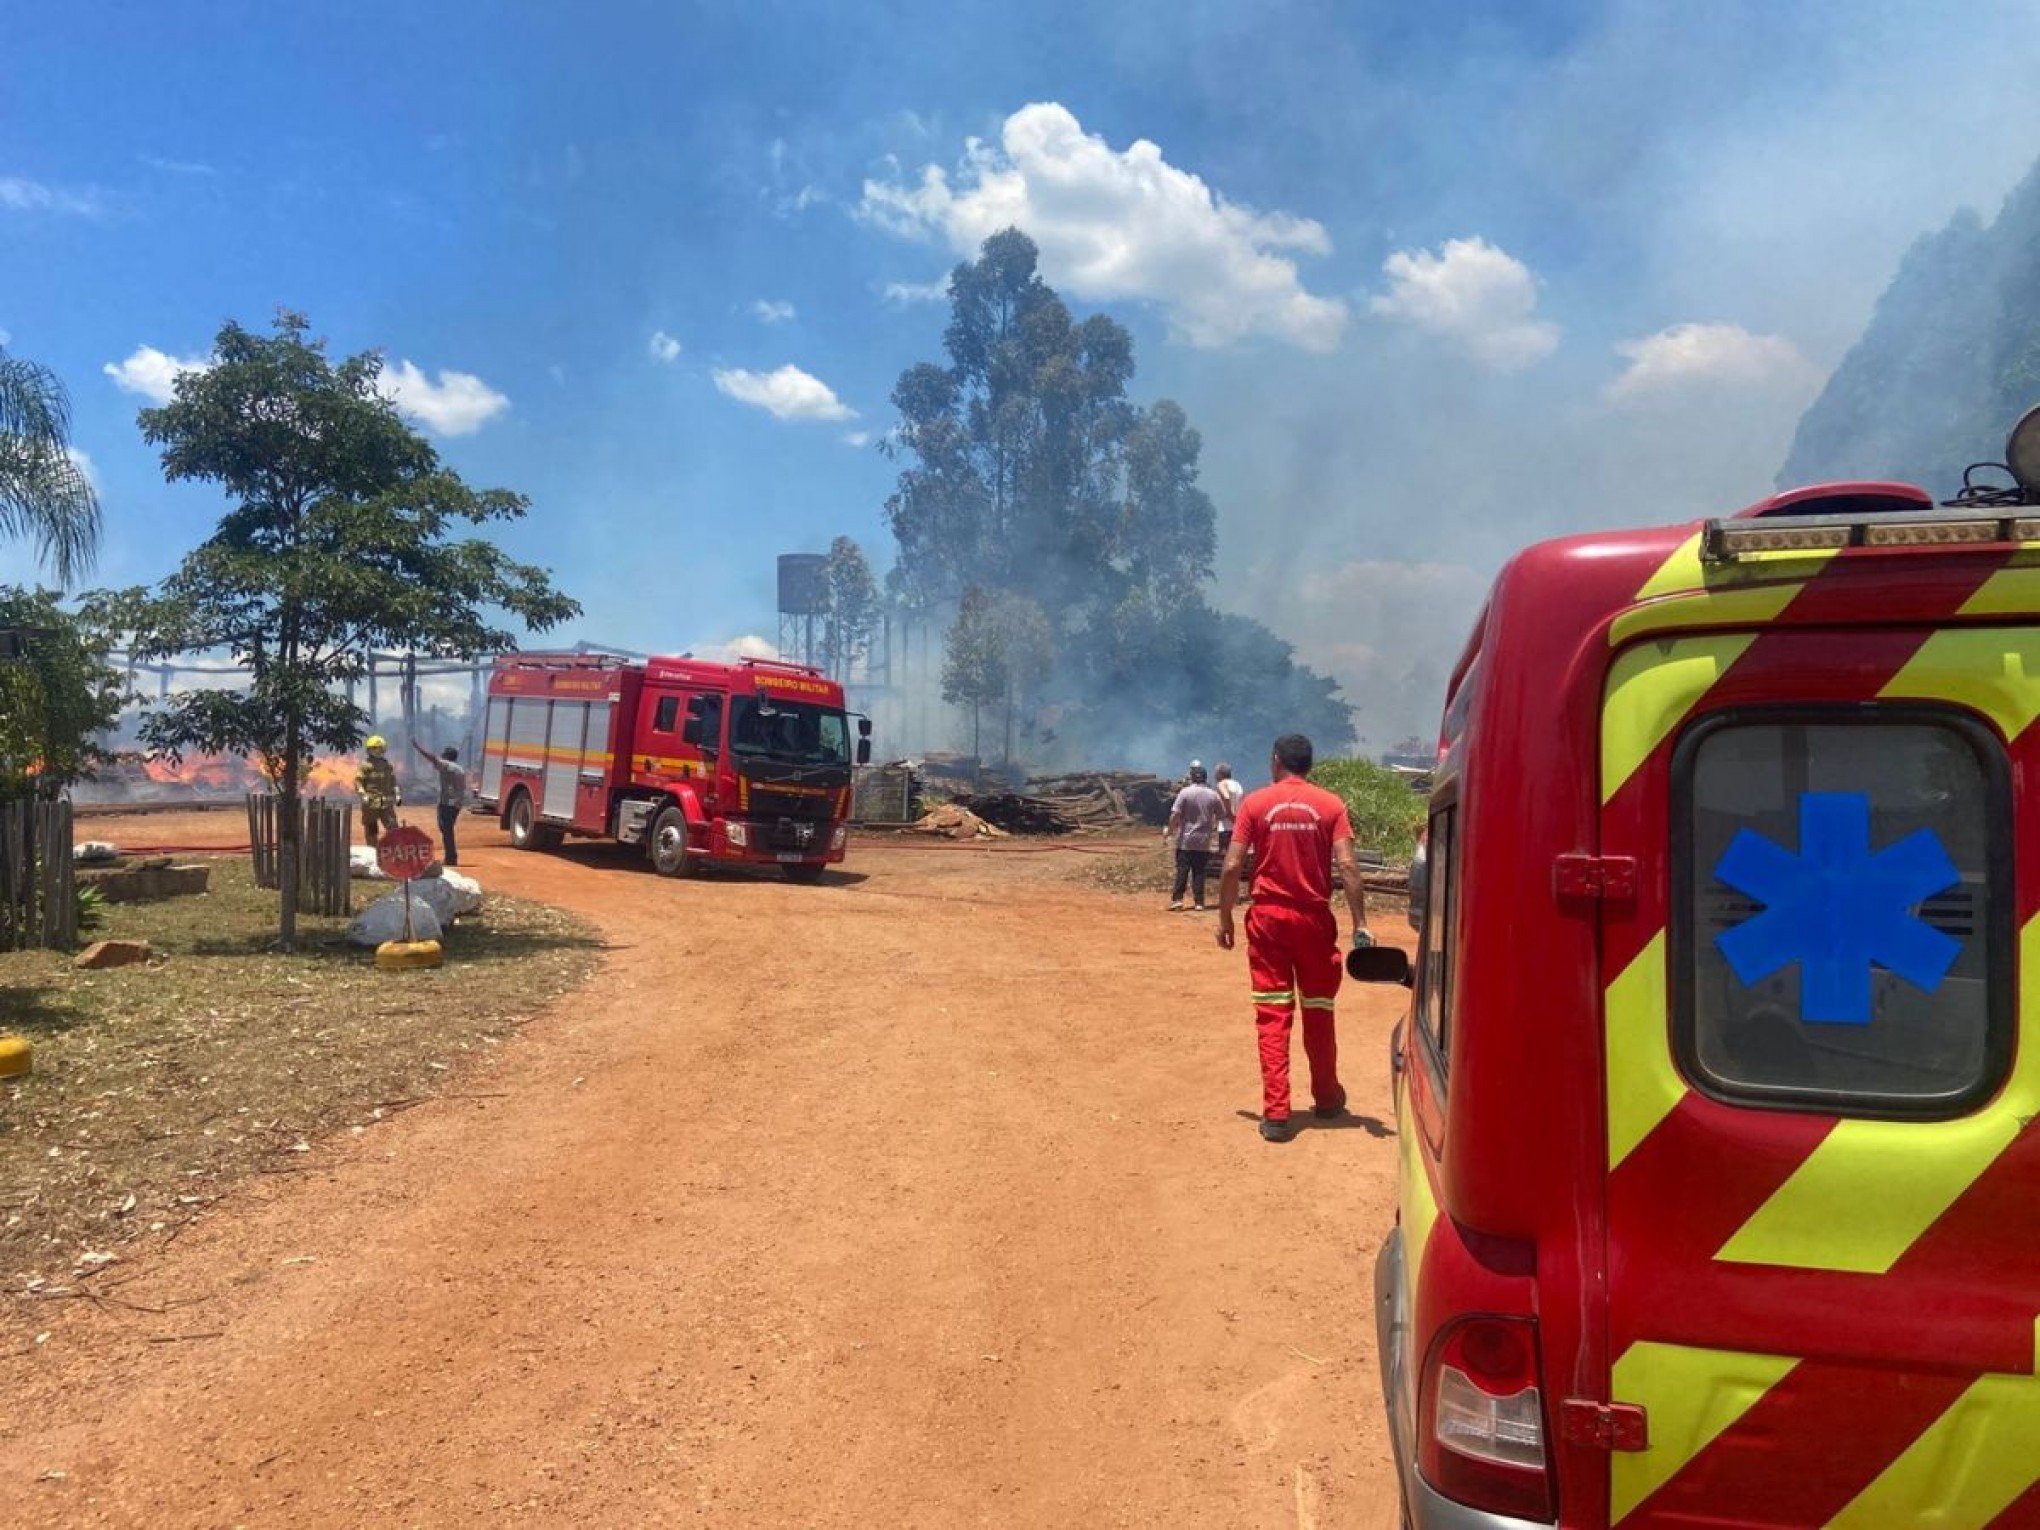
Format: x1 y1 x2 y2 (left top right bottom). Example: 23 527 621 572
1024 771 1176 827
953 792 1079 834
940 771 1178 835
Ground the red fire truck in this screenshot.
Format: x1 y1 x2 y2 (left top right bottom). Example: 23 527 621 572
476 652 870 880
1349 413 2040 1526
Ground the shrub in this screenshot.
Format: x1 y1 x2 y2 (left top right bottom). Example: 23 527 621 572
1313 757 1425 862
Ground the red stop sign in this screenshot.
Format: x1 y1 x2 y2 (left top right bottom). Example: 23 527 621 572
376 824 437 881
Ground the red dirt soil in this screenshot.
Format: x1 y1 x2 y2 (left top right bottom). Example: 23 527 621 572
1 810 1405 1527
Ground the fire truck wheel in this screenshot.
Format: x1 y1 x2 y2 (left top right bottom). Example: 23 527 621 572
649 806 694 877
506 790 559 852
781 863 826 884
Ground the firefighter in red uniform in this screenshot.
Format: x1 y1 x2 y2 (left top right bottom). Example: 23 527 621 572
1216 733 1372 1142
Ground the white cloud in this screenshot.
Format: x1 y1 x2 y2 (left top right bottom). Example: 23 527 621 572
139 155 216 177
0 328 11 347
691 633 781 663
752 299 796 324
712 364 856 423
1605 321 1824 405
0 176 101 216
648 330 683 363
103 344 210 403
860 102 1347 352
775 184 825 219
106 342 509 436
1369 237 1559 371
378 360 510 437
65 446 96 487
883 278 949 306
841 430 872 448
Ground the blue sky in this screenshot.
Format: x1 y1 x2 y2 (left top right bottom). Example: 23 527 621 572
10 1 2040 744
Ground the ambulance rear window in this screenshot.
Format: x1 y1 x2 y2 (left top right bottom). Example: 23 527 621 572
1672 709 2012 1119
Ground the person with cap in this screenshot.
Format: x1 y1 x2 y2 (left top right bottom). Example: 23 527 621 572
1163 761 1225 912
355 736 401 848
413 740 468 866
1215 732 1372 1142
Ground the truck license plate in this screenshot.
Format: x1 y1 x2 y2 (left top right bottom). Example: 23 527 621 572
775 852 808 863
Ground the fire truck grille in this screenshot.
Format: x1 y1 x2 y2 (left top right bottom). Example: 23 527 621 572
748 788 834 821
761 816 823 851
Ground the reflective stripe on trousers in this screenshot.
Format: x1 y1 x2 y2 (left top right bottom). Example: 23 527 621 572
1245 902 1342 1121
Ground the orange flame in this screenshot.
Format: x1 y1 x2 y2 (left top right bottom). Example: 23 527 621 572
142 753 263 792
140 752 368 797
303 755 363 795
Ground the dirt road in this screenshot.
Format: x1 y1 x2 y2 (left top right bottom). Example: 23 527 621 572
2 813 1405 1527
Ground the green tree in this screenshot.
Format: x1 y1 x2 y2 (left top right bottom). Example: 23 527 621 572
0 345 101 586
0 588 126 796
1119 400 1216 607
116 311 578 948
883 230 1351 771
885 229 1136 617
990 592 1054 767
820 535 880 680
940 586 1006 766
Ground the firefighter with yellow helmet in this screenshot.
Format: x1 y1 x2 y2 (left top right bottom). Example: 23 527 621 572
356 735 401 846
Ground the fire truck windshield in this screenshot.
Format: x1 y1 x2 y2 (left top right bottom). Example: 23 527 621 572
729 697 851 767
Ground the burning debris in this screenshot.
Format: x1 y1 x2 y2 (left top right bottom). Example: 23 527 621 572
73 751 384 809
945 772 1180 836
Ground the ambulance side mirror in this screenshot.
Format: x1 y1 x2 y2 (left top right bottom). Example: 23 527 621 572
1348 946 1413 986
858 717 872 737
856 738 872 765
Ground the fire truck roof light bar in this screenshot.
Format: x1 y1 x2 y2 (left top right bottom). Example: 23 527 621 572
1702 509 2040 562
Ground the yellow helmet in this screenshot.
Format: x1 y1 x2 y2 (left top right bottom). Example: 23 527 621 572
365 735 387 752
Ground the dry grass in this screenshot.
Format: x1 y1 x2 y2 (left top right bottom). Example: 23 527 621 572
0 856 602 1292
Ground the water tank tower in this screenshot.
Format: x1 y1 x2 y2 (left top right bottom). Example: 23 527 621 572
777 552 829 666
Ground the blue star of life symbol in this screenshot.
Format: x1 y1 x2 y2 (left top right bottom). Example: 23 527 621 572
1712 791 1962 1025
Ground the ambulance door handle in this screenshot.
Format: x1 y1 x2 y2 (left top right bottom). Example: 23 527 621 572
1389 1019 1405 1080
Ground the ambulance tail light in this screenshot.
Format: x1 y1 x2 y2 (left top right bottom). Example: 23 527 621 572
1418 1315 1555 1521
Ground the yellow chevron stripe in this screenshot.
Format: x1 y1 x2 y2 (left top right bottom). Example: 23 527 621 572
1878 625 2040 740
1956 548 2040 618
1611 533 1839 647
1717 917 2040 1274
1605 931 1685 1169
1610 1341 1798 1524
1602 632 1756 804
1825 1319 2040 1528
1397 1084 1440 1286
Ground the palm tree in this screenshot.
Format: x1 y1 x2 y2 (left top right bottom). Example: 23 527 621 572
0 346 100 586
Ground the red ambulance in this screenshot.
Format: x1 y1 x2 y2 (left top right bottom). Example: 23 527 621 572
1352 425 2040 1525
477 652 870 880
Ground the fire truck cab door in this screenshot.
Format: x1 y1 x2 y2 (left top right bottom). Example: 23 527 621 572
1597 626 2040 1528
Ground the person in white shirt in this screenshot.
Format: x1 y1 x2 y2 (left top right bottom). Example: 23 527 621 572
1214 761 1245 855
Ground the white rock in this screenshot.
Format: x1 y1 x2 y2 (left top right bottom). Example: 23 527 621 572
433 868 484 917
348 846 392 881
347 889 444 948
